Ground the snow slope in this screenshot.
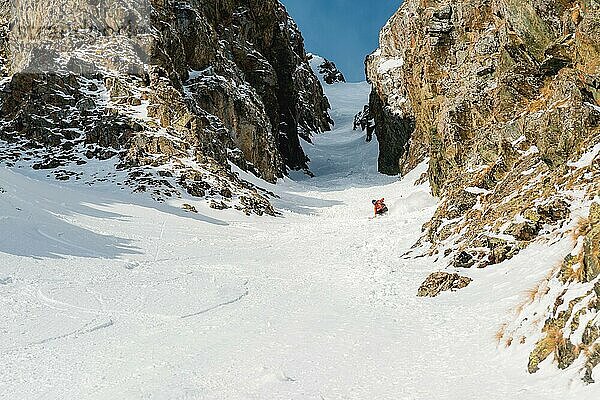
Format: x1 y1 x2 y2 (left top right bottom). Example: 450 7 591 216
1 78 599 399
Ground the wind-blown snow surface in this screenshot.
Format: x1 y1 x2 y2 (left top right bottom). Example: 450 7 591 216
1 79 599 399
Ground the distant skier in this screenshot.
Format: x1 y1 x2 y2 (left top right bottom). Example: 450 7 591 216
372 198 388 217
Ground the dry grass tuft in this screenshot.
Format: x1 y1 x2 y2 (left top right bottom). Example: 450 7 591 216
563 264 586 283
525 285 540 303
571 217 591 242
540 326 566 358
514 279 547 320
523 278 547 306
505 337 514 348
515 302 525 316
495 323 508 344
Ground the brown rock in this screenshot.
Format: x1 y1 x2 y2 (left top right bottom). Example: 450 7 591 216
417 272 472 297
505 221 541 242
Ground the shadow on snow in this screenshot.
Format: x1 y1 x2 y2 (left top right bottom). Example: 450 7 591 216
0 167 227 260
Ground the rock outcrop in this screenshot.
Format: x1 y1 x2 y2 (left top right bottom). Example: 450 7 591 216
0 0 331 214
367 0 600 381
367 0 600 185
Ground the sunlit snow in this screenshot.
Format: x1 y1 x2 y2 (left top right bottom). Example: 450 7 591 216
0 71 598 400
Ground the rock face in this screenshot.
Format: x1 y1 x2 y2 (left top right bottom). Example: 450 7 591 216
504 203 600 382
367 0 600 380
367 0 600 186
0 0 331 213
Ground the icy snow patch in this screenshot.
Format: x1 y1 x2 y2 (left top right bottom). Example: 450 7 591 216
465 186 491 195
377 57 405 74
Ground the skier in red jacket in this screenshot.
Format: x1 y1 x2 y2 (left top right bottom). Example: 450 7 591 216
372 198 388 217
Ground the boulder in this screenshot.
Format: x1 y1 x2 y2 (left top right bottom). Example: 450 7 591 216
417 272 472 297
210 200 230 210
182 204 198 213
453 251 475 268
537 199 571 223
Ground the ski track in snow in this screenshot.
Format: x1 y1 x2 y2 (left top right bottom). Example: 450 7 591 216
0 80 598 399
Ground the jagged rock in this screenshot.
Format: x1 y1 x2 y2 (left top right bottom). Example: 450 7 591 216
220 188 233 199
505 221 541 242
32 159 62 170
516 203 600 381
486 237 519 266
210 200 230 210
183 182 207 198
417 272 472 297
590 202 600 225
583 203 600 282
582 322 600 347
428 5 455 46
527 328 576 374
366 0 600 194
369 2 600 382
453 251 475 268
583 345 600 384
536 199 571 223
449 190 479 218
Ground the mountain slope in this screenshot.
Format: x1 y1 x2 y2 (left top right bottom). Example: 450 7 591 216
0 0 331 214
2 74 600 399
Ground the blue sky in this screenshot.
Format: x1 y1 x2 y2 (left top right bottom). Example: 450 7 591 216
281 0 402 82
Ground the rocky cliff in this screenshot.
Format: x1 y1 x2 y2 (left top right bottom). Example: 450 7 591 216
0 0 331 214
367 0 600 382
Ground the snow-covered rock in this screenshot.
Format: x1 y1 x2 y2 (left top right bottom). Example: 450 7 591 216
0 0 332 214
